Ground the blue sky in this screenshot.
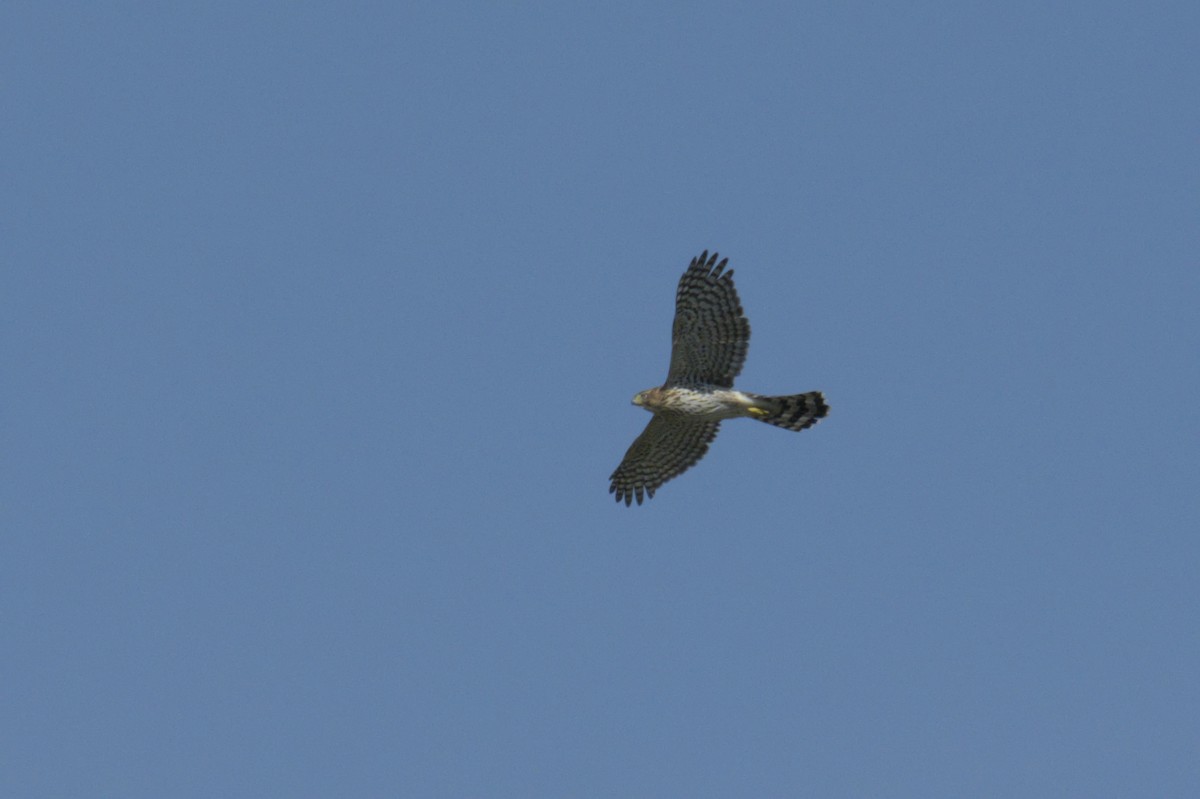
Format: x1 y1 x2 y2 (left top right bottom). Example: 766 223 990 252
5 2 1198 796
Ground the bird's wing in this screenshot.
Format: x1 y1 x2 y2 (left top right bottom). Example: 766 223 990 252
665 251 751 388
609 416 721 506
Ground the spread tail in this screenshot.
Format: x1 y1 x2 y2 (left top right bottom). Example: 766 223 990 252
746 392 828 432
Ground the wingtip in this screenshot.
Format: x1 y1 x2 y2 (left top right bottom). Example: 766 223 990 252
691 250 729 276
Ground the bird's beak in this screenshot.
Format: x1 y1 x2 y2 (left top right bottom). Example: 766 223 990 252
632 393 643 406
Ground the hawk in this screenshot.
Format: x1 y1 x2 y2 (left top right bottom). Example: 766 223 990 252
609 251 829 506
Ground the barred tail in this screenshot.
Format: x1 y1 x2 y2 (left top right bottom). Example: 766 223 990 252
747 392 829 432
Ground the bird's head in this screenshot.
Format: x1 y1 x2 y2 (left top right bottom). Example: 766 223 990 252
632 391 646 407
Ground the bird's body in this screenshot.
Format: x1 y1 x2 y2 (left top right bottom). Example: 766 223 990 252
633 386 754 419
609 251 828 506
634 386 811 424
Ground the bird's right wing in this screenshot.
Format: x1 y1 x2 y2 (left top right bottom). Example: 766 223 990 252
609 416 721 506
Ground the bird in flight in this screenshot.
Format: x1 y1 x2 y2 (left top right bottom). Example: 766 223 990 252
609 251 829 506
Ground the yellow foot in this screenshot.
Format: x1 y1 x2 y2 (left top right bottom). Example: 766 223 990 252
747 407 769 418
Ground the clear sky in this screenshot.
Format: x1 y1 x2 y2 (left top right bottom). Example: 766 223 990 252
5 3 1198 796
